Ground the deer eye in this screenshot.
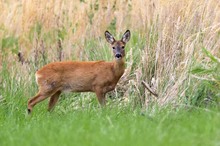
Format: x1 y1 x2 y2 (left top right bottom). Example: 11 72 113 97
122 46 125 49
112 47 115 49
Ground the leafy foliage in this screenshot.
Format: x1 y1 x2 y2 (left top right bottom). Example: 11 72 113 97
189 48 220 106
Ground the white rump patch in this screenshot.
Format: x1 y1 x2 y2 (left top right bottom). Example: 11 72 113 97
35 73 42 84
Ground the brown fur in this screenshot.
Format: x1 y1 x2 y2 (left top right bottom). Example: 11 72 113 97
27 30 130 113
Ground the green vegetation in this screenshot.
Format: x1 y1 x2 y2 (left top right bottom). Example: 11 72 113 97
0 103 220 146
0 0 220 146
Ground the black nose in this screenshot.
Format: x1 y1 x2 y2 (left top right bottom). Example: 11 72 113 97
115 54 122 58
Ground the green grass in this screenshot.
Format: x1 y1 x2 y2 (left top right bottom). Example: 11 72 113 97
1 1 220 145
0 30 219 146
0 102 219 146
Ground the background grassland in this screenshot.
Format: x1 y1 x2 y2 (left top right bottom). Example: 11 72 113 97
0 0 219 107
0 0 220 146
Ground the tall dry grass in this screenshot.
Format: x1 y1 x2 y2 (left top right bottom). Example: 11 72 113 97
0 0 219 107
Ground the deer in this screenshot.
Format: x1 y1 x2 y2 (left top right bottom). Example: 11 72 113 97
27 30 131 114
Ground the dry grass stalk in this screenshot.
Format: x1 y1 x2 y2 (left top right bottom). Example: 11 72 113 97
0 0 219 107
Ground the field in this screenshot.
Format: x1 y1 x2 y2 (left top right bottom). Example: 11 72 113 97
0 0 220 146
0 105 220 146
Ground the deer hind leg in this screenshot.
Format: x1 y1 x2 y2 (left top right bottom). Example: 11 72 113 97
48 91 61 112
27 91 54 114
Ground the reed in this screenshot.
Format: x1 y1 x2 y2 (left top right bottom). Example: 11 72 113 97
0 0 219 108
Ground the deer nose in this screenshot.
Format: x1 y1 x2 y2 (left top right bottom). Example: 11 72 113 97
115 54 122 58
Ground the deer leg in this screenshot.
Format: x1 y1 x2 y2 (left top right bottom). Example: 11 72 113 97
48 91 61 112
27 92 52 114
95 88 106 106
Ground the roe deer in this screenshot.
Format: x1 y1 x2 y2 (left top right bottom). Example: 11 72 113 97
27 30 130 113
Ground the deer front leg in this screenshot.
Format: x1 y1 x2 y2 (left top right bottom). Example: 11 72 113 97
95 87 106 106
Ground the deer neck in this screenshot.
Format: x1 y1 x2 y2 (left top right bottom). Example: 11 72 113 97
113 58 125 77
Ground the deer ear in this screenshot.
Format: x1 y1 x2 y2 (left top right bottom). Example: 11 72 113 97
121 30 130 43
105 31 115 44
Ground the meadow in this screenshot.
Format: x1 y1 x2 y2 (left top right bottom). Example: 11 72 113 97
0 0 220 146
